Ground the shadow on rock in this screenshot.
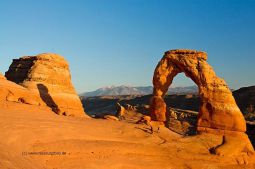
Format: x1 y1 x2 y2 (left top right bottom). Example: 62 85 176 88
37 83 60 114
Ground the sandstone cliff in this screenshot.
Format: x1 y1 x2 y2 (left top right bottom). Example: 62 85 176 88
5 53 87 117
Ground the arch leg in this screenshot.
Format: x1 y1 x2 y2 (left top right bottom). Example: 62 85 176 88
150 57 181 122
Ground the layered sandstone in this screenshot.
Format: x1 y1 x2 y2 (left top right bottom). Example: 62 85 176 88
5 53 87 117
150 49 254 157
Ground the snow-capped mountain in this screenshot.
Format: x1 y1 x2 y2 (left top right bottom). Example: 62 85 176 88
80 85 198 97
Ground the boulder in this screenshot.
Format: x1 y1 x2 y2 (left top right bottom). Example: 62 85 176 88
136 115 151 125
125 104 137 111
5 53 87 117
103 115 119 121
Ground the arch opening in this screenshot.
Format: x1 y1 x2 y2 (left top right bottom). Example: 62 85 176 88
164 73 199 135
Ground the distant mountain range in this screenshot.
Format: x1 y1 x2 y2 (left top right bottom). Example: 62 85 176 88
80 85 198 97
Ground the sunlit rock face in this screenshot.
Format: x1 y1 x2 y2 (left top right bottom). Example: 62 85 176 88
150 49 254 157
0 72 41 106
5 53 87 117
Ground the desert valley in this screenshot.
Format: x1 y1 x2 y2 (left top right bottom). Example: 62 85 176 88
0 50 255 169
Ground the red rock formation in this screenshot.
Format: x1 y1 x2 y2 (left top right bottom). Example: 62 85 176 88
5 53 87 117
116 102 126 118
150 49 254 157
0 73 41 105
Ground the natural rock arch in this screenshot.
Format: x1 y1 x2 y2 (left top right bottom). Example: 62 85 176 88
150 49 254 156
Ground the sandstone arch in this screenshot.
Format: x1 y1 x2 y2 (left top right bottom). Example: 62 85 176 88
150 49 254 156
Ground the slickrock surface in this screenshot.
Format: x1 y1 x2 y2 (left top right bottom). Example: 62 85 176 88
1 102 255 169
5 53 87 117
150 49 254 158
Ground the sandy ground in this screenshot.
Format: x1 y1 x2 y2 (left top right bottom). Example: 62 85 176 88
0 101 254 169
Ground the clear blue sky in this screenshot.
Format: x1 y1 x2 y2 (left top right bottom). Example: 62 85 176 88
0 0 255 93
